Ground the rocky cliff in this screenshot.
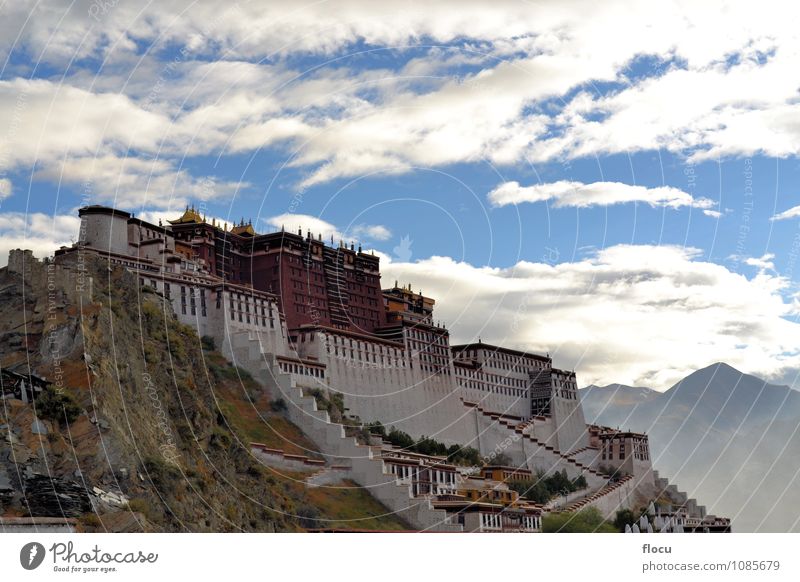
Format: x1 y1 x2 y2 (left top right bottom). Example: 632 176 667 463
0 254 405 532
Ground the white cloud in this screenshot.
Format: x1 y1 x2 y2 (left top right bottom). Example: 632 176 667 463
0 212 80 266
352 224 392 241
4 1 800 192
33 155 246 209
488 180 714 210
771 205 800 221
743 254 776 273
381 245 800 390
263 213 390 244
0 178 11 200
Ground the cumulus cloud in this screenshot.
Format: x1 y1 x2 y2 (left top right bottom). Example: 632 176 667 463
4 1 800 193
771 205 800 221
33 155 246 210
381 245 800 390
0 178 11 200
488 180 714 210
0 212 80 266
263 213 390 244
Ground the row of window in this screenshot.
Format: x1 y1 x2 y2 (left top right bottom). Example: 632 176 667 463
278 361 324 378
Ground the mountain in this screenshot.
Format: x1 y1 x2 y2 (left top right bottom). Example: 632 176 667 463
580 383 659 422
581 363 800 532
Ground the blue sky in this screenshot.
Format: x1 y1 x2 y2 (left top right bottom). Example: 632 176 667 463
2 1 800 389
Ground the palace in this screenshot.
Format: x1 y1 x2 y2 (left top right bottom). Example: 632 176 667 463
26 203 725 532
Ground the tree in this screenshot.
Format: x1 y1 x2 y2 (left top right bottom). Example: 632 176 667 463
489 452 513 466
34 386 81 426
613 508 637 532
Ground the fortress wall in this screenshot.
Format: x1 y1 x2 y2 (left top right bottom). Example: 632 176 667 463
585 478 639 520
473 411 527 466
551 395 590 453
325 353 477 446
524 416 557 446
459 385 529 419
289 329 477 446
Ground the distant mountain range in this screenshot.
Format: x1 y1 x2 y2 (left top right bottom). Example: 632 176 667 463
581 363 800 532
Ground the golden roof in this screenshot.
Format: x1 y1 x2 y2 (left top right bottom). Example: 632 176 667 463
168 206 204 225
231 223 256 236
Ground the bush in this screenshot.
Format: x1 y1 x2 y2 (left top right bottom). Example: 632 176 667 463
386 427 414 449
142 455 181 489
507 469 589 504
295 505 321 530
126 498 157 522
34 385 82 426
270 398 287 412
200 335 216 351
79 512 101 528
141 301 162 320
489 452 513 466
613 508 638 532
365 421 386 437
542 507 617 533
382 427 481 466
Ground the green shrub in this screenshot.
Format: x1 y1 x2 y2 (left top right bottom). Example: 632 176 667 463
79 512 101 528
507 469 589 504
142 455 181 489
34 385 82 426
382 427 481 466
613 508 639 532
365 421 386 437
270 398 288 412
126 498 157 522
141 301 162 320
542 507 617 533
200 335 216 351
295 505 321 530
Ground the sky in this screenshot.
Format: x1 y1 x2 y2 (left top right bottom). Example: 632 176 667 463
1 0 800 390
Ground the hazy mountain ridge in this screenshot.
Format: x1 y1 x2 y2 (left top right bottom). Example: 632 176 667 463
581 363 800 532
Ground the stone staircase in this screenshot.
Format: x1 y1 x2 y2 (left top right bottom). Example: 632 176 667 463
470 404 605 483
557 475 634 513
653 470 706 518
227 331 463 532
563 445 597 458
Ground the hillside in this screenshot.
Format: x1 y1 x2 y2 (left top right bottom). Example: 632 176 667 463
581 363 800 532
0 256 407 532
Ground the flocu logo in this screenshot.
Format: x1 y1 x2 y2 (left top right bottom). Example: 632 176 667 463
20 542 46 570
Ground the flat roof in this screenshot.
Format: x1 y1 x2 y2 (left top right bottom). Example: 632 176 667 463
451 342 551 362
78 205 131 219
